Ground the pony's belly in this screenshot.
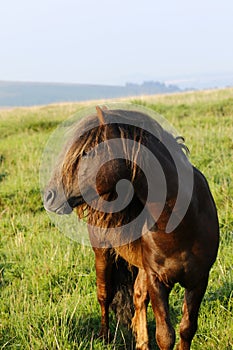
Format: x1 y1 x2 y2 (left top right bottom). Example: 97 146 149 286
115 239 144 269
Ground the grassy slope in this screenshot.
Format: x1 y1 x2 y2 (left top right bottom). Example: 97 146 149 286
0 89 232 349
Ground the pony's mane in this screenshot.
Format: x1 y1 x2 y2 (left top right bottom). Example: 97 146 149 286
60 109 189 244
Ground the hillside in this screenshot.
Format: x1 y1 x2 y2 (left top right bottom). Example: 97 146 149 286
0 80 180 108
0 88 232 349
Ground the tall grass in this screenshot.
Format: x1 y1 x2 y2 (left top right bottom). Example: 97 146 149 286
0 89 232 349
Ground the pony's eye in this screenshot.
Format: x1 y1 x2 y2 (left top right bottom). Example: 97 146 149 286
82 150 88 157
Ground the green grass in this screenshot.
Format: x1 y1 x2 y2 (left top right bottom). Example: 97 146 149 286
0 89 233 349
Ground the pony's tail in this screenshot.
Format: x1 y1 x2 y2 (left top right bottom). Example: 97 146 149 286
110 257 138 327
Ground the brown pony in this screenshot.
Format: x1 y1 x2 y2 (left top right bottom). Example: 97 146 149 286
43 106 219 350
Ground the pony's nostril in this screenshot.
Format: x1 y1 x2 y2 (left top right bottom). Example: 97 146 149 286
46 189 56 205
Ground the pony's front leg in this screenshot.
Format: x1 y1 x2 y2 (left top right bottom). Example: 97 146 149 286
93 247 113 341
147 271 175 350
176 277 208 350
132 268 150 350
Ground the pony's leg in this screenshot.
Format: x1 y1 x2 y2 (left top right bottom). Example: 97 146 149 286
93 248 113 341
147 272 175 350
132 268 149 350
176 277 208 350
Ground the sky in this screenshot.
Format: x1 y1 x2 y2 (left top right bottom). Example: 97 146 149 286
1 0 233 85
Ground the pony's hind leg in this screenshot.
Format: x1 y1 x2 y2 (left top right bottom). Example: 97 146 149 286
132 268 150 350
176 277 208 350
147 272 175 350
93 248 114 341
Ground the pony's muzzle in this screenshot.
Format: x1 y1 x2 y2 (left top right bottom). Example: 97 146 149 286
43 188 73 215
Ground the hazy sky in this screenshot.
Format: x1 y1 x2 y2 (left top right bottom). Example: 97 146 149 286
1 0 233 85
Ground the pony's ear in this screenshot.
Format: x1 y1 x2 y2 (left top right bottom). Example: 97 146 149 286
96 106 105 125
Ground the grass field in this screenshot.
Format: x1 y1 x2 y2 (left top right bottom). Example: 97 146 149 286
0 89 232 349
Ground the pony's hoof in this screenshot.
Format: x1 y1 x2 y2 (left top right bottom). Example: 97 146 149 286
136 342 150 350
175 341 190 350
96 330 112 344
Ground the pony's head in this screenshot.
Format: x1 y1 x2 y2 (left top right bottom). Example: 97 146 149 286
43 106 135 217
